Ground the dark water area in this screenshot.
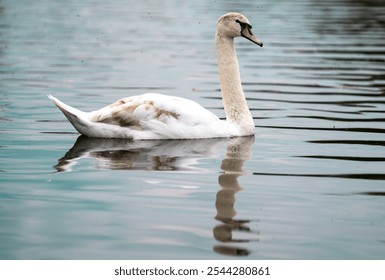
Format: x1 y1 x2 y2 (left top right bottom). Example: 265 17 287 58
1 0 385 259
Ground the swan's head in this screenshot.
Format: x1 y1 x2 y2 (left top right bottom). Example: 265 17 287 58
217 12 263 47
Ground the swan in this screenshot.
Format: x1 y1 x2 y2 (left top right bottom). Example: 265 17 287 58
48 12 263 139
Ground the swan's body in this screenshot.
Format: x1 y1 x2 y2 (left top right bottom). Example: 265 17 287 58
49 12 263 140
49 93 235 139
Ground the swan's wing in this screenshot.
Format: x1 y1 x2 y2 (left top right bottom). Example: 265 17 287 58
90 93 221 129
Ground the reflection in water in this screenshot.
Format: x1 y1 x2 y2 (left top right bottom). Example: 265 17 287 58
54 136 230 172
213 136 258 256
54 136 257 257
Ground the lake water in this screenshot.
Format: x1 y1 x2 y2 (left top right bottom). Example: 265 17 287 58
1 0 385 259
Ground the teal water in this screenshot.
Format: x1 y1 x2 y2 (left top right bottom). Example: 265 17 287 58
1 0 385 259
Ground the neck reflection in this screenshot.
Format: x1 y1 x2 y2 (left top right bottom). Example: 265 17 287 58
213 136 259 257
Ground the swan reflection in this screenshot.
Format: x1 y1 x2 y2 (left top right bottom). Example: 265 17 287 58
54 136 258 256
54 136 229 172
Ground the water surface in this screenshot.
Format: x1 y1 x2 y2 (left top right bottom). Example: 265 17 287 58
1 0 385 259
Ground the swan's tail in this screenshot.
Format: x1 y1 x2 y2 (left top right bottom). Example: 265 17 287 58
48 95 91 135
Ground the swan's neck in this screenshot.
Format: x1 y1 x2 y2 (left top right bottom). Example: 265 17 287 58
216 34 255 135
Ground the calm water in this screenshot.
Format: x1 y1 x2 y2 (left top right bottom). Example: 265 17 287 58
1 0 385 259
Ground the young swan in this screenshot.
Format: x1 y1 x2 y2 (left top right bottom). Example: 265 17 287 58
48 12 263 139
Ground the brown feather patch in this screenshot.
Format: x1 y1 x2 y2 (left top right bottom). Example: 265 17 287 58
97 103 141 128
94 99 179 128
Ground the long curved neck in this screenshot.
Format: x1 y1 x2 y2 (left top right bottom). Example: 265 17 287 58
216 33 255 135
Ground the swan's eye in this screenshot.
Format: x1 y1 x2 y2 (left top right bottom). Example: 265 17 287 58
236 19 253 36
236 19 252 30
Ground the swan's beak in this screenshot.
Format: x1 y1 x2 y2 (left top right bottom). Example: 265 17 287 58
241 25 263 47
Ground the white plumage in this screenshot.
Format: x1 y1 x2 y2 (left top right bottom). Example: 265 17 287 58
49 12 263 140
48 93 234 139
